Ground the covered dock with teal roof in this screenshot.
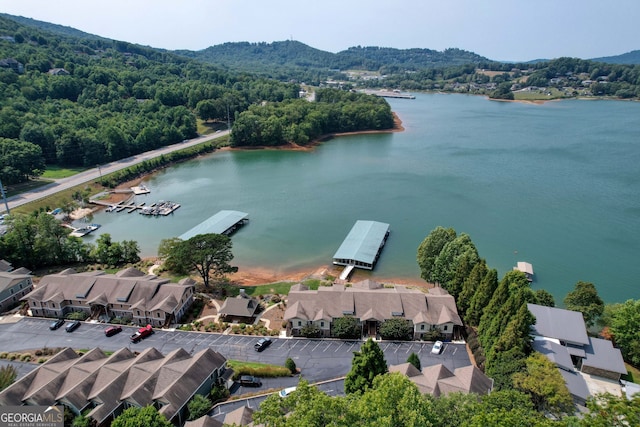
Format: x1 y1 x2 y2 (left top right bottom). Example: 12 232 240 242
332 220 390 271
179 210 248 240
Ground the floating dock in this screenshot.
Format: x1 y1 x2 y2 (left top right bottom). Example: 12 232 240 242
91 199 180 215
179 210 249 240
333 220 390 270
514 261 534 282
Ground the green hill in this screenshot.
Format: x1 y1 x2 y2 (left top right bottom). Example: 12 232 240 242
591 50 640 65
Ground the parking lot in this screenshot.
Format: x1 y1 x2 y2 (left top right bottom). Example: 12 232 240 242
0 317 470 384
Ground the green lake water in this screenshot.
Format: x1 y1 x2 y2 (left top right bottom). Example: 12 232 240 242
85 94 640 303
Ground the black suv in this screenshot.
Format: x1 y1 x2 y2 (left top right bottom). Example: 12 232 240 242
254 337 272 352
238 375 262 387
49 319 65 330
65 320 80 332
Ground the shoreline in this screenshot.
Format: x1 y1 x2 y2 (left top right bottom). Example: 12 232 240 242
226 262 431 289
92 113 405 208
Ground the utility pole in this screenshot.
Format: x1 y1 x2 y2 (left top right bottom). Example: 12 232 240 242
0 179 9 215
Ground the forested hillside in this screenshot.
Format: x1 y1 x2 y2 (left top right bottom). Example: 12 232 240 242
0 16 393 187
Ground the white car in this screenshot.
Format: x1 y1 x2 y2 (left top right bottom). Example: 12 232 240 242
278 387 296 398
431 340 444 354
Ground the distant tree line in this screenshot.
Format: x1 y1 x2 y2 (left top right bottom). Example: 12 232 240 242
230 89 394 147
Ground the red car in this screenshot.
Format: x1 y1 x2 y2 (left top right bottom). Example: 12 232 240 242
104 325 122 337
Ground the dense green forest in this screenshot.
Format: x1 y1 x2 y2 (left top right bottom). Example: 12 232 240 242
231 89 394 147
0 16 387 187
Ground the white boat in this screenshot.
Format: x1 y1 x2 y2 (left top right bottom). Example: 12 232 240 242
70 224 101 237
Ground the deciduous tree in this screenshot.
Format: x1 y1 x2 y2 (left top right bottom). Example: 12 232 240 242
168 233 238 288
563 281 604 328
331 316 360 339
111 406 172 427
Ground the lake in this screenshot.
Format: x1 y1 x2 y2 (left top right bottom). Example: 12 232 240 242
84 94 640 304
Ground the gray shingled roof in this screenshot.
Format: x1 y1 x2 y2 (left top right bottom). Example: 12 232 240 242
333 220 389 266
180 210 248 240
582 337 627 375
285 281 462 326
559 369 590 405
391 363 493 397
532 339 575 372
527 303 589 345
24 268 192 316
0 347 227 425
219 296 259 317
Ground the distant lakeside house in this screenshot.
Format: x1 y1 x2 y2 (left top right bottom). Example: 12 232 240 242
0 346 230 427
23 267 195 327
527 303 627 406
0 259 33 314
284 280 462 340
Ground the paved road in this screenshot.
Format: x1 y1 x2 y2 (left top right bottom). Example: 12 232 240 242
0 317 470 383
3 131 230 213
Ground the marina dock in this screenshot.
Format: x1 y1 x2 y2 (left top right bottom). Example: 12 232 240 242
333 220 390 270
179 210 249 240
90 199 180 216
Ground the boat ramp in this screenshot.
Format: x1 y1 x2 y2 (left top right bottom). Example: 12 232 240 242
179 210 249 240
333 220 390 271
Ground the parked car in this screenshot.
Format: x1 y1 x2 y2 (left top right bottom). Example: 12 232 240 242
65 320 80 333
104 326 122 337
278 387 297 398
130 324 153 343
254 337 272 352
431 340 444 354
49 319 65 330
238 375 262 387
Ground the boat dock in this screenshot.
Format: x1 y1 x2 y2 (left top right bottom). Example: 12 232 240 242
333 220 390 270
91 200 180 216
179 210 249 240
514 261 534 282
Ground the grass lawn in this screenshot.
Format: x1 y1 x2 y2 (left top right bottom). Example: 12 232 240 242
227 359 291 379
231 279 323 297
41 165 87 179
11 182 104 215
514 87 567 101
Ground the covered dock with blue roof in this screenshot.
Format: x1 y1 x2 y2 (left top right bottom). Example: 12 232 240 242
332 220 390 271
179 210 248 240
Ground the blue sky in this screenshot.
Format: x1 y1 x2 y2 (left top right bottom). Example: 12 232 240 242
2 0 639 61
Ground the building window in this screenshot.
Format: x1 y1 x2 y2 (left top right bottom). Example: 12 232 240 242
321 322 324 327
420 324 424 330
443 325 448 331
297 321 302 327
10 289 14 294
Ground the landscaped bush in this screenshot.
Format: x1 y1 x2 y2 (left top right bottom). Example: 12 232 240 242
210 384 230 403
285 358 297 374
231 365 291 379
379 318 412 341
421 330 444 342
300 324 322 338
66 311 89 320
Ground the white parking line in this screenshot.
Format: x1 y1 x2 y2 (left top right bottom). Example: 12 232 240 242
331 342 343 352
289 340 299 349
312 341 322 351
299 341 310 351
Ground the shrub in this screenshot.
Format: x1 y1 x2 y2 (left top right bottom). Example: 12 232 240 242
0 352 7 359
38 358 46 364
20 354 31 362
66 311 89 320
210 384 230 403
300 324 321 338
379 318 412 341
187 394 212 421
285 357 297 374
